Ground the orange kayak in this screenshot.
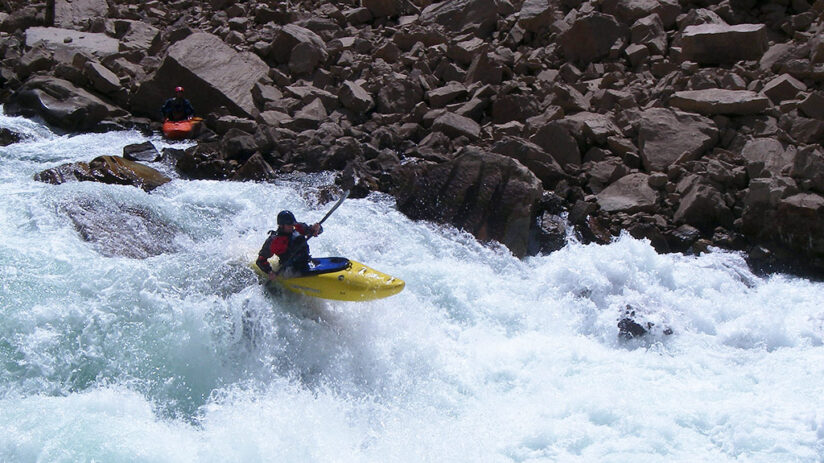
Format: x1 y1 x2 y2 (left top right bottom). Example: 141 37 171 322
162 118 200 140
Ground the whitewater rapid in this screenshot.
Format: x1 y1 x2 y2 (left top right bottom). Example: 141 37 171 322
0 112 822 462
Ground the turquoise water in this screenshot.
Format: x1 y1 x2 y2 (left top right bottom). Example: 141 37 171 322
1 112 822 462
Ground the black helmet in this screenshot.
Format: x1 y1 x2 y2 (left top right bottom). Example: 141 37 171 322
277 210 296 225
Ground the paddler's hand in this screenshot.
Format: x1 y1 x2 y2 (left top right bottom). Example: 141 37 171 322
310 223 321 236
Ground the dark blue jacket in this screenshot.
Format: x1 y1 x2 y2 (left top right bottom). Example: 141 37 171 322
161 97 194 121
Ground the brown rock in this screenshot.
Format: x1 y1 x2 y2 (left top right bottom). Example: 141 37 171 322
432 112 481 140
670 89 770 116
635 108 719 172
558 13 627 65
596 173 657 213
419 0 498 36
680 23 768 65
762 74 807 104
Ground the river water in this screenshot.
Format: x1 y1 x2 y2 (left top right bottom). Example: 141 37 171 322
1 112 822 462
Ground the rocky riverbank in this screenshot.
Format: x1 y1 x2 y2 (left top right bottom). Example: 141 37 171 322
2 0 824 277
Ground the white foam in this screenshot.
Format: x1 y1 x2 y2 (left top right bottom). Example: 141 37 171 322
2 118 823 462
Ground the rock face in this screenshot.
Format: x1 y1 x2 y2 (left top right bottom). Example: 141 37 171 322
396 148 542 258
3 0 824 277
132 32 269 119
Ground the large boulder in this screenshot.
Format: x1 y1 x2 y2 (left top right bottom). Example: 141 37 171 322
5 76 128 132
680 23 768 65
395 147 543 257
634 108 719 172
132 32 269 120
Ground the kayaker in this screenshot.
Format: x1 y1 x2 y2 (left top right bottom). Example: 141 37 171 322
160 86 195 122
256 210 322 279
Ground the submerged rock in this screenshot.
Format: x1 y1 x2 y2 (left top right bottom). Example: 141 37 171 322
35 155 170 192
61 198 180 259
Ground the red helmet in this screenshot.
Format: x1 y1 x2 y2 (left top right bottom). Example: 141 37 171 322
175 86 184 93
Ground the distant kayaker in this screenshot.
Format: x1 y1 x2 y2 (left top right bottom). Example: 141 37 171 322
257 210 322 279
161 86 195 122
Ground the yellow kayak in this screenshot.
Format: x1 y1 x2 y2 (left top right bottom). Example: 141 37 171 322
252 257 405 302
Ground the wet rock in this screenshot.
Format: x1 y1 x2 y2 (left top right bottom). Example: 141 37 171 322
63 199 180 259
0 128 22 146
35 156 170 192
123 142 161 163
396 147 543 257
5 76 128 132
618 305 673 339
